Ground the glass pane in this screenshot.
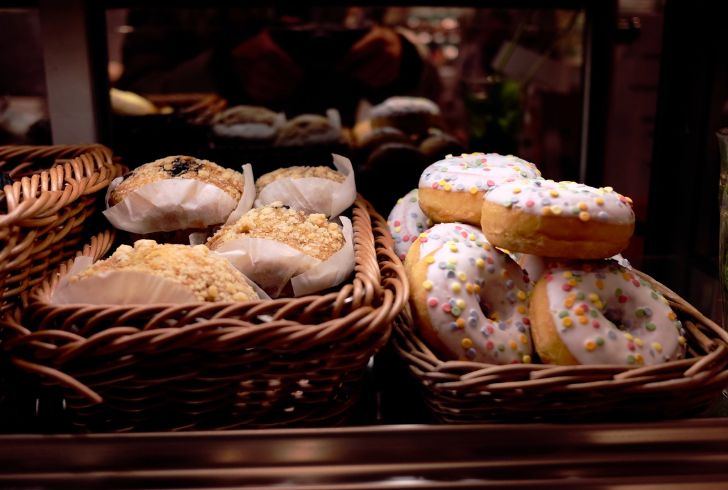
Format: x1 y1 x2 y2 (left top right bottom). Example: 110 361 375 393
105 6 585 209
0 8 50 145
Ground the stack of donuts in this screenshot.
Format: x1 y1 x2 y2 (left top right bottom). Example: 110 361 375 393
388 152 687 367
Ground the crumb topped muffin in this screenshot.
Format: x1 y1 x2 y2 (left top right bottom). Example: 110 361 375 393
109 156 244 205
72 240 258 302
206 202 345 260
255 166 345 193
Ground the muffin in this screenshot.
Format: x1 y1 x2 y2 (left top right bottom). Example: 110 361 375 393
255 166 346 194
275 114 341 147
253 155 356 218
69 240 259 303
369 96 442 135
109 155 244 206
211 105 282 143
207 203 344 260
207 203 348 296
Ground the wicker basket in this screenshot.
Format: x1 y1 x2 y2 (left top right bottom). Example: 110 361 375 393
393 270 728 423
112 93 228 166
145 93 227 126
0 145 122 312
1 197 407 431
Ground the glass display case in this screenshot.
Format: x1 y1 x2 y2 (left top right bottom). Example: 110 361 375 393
1 0 728 487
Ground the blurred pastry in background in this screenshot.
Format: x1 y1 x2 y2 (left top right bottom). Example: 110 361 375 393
110 88 172 116
356 126 410 158
212 105 284 144
275 111 342 147
369 96 442 135
419 127 465 160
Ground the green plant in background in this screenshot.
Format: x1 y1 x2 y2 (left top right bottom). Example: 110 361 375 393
464 76 522 155
462 11 579 155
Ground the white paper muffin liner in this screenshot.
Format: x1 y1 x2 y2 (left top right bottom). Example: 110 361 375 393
51 254 269 305
255 154 356 218
103 164 255 234
211 217 355 298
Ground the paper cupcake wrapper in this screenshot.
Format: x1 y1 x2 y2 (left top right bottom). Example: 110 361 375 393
51 253 269 305
103 164 255 234
212 217 355 298
255 154 356 218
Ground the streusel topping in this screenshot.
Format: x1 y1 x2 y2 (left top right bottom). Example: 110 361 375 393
110 156 244 205
206 202 345 260
255 166 345 193
72 240 258 302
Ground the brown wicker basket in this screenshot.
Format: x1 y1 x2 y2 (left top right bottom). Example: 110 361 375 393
393 270 728 423
1 197 407 431
145 93 228 125
0 145 122 312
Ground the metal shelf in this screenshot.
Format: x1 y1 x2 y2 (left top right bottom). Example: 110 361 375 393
2 419 728 489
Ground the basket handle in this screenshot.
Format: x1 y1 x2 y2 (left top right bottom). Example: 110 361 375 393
10 356 103 404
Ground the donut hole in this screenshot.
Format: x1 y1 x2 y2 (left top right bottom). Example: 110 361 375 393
603 305 625 329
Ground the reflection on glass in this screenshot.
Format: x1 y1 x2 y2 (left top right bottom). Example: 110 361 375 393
718 128 728 328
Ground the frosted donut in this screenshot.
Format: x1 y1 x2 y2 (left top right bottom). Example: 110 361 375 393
405 223 533 364
481 180 635 259
419 153 542 226
530 262 686 366
387 189 433 261
514 253 632 283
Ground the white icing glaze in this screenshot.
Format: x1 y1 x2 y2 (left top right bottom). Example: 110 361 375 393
417 223 533 364
542 263 686 365
419 153 542 195
515 253 632 283
515 253 548 283
484 180 635 225
387 189 433 261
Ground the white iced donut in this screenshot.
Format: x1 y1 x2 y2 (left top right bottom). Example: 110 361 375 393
514 253 632 283
481 179 635 259
530 262 687 366
418 153 542 226
387 189 433 261
406 223 534 364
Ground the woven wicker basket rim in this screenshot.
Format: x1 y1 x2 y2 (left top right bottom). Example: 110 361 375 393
144 93 227 123
0 144 117 227
393 268 728 387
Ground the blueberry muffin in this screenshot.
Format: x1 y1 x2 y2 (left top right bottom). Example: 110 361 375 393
109 155 244 206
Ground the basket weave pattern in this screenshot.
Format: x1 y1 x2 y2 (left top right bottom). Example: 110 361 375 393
393 270 728 422
146 93 227 125
0 145 122 311
2 198 407 431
